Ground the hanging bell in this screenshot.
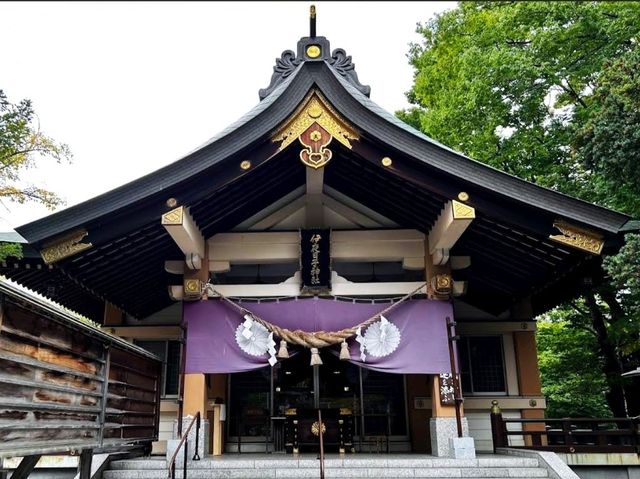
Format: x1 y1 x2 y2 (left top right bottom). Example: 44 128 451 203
339 341 351 361
310 347 323 366
277 340 290 359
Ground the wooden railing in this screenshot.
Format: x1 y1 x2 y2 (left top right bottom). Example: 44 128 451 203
490 401 640 453
167 411 201 479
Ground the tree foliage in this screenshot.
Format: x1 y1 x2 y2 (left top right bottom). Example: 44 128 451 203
537 316 612 418
401 1 640 417
0 89 72 261
576 47 640 217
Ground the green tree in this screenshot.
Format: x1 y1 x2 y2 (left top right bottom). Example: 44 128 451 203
576 47 640 218
401 1 640 417
0 89 71 260
537 316 611 418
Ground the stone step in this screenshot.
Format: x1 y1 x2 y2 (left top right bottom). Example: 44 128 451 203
109 457 540 470
105 455 548 479
104 466 548 479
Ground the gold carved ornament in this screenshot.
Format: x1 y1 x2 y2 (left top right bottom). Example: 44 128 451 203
311 421 326 436
272 91 359 169
41 229 93 264
549 220 604 255
299 124 333 169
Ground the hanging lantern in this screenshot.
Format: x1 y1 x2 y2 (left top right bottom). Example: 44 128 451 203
277 340 290 359
310 347 323 366
339 340 351 361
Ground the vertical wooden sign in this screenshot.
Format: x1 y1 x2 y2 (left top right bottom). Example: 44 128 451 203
300 229 331 293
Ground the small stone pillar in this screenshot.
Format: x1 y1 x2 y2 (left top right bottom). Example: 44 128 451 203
429 374 475 457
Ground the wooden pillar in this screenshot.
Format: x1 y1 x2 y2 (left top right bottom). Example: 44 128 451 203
425 236 460 420
513 298 545 445
184 373 207 418
431 374 464 418
207 374 227 456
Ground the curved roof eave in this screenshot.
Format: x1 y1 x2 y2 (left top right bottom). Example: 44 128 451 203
17 60 632 245
318 63 631 235
15 65 307 244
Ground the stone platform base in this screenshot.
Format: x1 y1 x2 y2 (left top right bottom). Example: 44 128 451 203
430 416 472 457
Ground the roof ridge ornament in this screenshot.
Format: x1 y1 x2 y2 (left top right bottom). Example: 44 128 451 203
258 50 302 100
258 5 371 100
310 4 316 37
328 48 371 97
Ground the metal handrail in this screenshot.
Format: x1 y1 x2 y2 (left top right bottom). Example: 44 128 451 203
318 409 325 479
167 411 201 479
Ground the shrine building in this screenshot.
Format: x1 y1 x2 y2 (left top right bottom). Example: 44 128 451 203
3 8 634 458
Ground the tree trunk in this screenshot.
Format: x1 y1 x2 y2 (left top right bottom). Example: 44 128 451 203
584 289 628 417
599 288 640 416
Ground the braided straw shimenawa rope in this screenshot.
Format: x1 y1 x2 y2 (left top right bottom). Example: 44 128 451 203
208 282 427 350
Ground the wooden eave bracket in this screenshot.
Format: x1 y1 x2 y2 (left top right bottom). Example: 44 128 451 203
428 200 475 265
549 219 604 255
162 206 205 269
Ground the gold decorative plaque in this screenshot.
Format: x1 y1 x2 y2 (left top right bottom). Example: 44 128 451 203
549 220 604 255
41 229 92 264
452 200 475 220
162 206 184 225
272 90 359 169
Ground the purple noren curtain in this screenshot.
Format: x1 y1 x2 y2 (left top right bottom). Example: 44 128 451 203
183 297 452 374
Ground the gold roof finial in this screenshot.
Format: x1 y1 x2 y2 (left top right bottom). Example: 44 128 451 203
310 5 316 37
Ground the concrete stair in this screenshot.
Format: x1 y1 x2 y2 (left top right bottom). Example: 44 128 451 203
103 454 549 479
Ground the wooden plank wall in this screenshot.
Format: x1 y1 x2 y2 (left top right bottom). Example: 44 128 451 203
0 296 162 457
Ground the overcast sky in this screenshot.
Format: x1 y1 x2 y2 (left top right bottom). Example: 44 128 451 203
0 1 456 233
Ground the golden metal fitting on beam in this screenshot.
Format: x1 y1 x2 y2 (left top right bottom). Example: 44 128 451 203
41 229 92 264
161 206 184 225
549 220 604 255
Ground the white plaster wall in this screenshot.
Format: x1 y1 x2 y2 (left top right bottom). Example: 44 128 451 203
466 410 523 452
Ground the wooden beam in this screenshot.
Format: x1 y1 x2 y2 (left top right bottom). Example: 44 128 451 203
101 325 182 340
428 200 475 265
233 186 305 231
208 229 425 265
103 302 123 326
305 167 324 227
161 206 205 266
324 186 397 227
322 195 384 229
249 196 305 231
207 272 426 298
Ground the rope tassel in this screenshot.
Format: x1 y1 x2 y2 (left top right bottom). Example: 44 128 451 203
310 347 323 366
277 340 290 359
340 341 350 361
